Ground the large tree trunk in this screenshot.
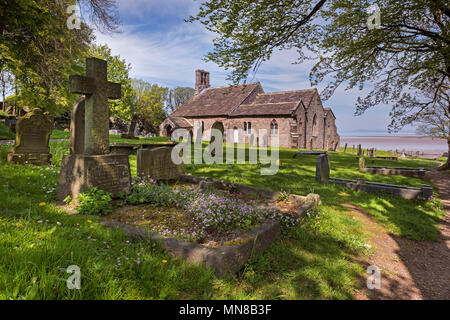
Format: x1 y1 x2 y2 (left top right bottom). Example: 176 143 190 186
438 139 450 170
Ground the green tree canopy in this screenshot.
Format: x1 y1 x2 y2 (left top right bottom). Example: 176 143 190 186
166 87 195 113
0 0 120 114
132 79 168 133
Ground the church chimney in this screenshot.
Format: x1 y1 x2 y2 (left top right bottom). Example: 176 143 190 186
195 70 210 94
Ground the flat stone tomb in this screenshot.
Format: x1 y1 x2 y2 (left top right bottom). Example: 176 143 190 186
315 155 433 200
359 157 427 177
329 178 433 200
293 150 327 158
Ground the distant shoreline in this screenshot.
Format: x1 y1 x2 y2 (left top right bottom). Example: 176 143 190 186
340 135 447 158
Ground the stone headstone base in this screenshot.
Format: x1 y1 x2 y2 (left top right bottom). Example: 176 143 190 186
57 154 131 201
7 152 52 165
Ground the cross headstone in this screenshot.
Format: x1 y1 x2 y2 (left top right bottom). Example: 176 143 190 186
57 57 131 202
69 57 121 155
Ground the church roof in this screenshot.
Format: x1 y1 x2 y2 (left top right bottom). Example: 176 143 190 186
230 89 316 116
230 101 303 116
251 89 317 108
167 117 192 128
170 82 262 117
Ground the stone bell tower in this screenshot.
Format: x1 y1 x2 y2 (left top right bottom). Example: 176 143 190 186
195 69 210 94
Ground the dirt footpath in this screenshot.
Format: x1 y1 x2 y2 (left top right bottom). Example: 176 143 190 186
347 169 450 300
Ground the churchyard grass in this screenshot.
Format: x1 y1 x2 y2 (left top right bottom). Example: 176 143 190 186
0 141 445 299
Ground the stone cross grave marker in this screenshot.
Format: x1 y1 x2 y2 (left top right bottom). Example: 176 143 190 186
57 57 131 201
69 57 121 155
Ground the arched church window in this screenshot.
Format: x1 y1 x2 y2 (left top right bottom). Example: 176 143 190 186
312 114 318 137
270 119 278 135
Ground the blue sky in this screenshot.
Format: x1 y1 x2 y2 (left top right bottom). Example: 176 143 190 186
93 0 416 136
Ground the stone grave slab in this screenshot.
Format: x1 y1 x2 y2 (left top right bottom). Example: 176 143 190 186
293 150 327 158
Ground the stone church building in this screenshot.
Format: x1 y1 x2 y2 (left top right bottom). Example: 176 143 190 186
159 70 340 150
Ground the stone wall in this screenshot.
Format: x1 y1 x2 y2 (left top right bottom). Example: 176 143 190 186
305 94 326 150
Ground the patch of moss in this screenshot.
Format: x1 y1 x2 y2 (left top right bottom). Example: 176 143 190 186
224 235 253 246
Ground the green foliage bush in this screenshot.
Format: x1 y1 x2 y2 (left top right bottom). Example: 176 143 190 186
126 177 179 207
76 187 113 216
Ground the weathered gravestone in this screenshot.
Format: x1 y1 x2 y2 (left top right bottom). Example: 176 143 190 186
7 108 52 165
357 144 362 156
121 114 139 140
137 146 185 181
315 154 330 183
344 143 347 153
359 157 365 170
57 58 132 201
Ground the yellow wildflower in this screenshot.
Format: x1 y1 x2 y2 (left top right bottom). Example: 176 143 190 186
162 260 167 263
39 202 46 207
87 220 93 223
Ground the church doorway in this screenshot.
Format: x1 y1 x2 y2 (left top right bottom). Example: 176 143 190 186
165 125 173 137
211 121 224 142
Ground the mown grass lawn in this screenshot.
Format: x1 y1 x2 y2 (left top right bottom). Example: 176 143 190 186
0 140 445 300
